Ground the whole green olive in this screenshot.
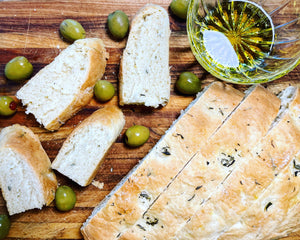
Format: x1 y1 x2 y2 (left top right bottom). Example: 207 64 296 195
59 19 86 43
4 56 33 82
170 0 189 19
94 80 115 102
0 214 10 239
107 10 129 40
0 96 17 117
175 72 201 95
55 185 76 212
125 125 150 147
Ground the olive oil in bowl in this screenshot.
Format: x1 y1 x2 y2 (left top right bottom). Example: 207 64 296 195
188 0 276 83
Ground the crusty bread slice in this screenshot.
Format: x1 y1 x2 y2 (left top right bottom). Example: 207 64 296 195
17 38 107 131
217 88 300 240
173 86 300 240
0 124 57 215
118 85 281 240
81 82 244 239
119 4 170 108
52 106 125 187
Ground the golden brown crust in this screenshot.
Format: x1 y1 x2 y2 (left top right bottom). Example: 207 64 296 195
81 81 244 240
0 124 57 206
46 38 107 131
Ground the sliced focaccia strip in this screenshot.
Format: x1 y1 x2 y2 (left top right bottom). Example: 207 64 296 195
174 87 300 240
119 4 170 107
117 85 281 239
0 124 57 215
52 106 125 187
81 82 244 239
219 151 300 240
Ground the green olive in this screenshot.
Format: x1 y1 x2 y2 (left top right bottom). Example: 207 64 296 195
55 185 76 212
107 10 129 40
0 214 10 239
94 80 115 102
175 72 201 95
170 0 189 19
0 96 17 116
59 19 86 43
4 56 33 82
125 125 150 147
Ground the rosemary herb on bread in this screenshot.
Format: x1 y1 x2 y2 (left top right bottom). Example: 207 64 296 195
0 124 57 215
119 85 281 240
17 38 108 131
81 82 244 239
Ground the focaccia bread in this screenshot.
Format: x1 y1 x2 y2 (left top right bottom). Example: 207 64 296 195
81 81 244 239
119 4 170 108
52 106 125 187
174 86 300 240
0 124 57 215
217 88 300 240
118 85 281 240
17 38 107 131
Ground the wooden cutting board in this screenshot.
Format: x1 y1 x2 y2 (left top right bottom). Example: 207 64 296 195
0 0 299 239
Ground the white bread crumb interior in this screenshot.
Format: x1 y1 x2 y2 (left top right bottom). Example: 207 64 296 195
52 106 125 187
17 38 107 131
119 4 171 108
0 124 57 215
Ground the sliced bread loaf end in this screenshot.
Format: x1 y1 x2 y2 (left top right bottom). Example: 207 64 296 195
119 4 170 108
51 106 125 187
0 124 57 215
16 38 107 131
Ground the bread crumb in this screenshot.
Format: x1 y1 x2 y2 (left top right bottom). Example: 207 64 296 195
92 180 104 189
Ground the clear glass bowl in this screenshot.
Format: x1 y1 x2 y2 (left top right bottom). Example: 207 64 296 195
187 0 300 84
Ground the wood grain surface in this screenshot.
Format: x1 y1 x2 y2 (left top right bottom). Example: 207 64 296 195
0 0 299 239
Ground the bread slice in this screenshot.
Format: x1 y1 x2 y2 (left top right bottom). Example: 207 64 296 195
173 86 300 240
118 85 281 240
51 106 125 187
81 82 244 239
16 38 107 131
119 4 170 108
0 124 57 215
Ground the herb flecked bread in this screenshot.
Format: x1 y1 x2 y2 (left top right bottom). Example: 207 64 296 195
81 81 244 239
218 88 300 240
118 85 282 240
119 4 171 108
52 106 125 187
17 38 107 131
174 86 300 240
0 124 57 215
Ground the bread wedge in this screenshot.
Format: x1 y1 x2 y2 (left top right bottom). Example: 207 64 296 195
173 86 300 240
119 4 170 108
0 124 57 215
81 82 244 239
17 38 107 131
52 106 125 187
118 85 281 240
